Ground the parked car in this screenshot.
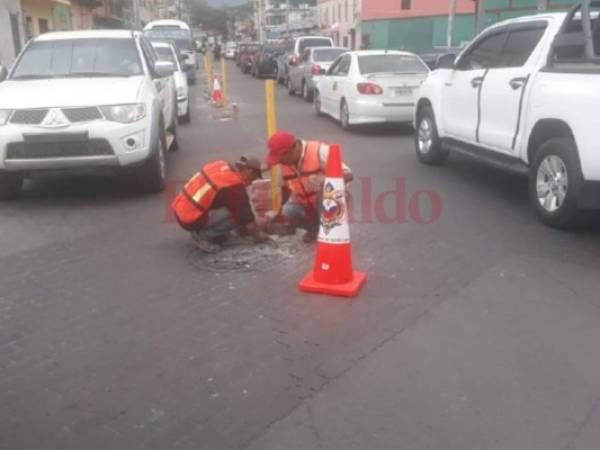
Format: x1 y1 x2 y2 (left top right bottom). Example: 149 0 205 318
418 47 462 70
0 30 178 199
251 43 284 78
238 43 260 73
144 19 197 84
288 46 348 101
414 3 600 228
224 41 237 59
314 50 429 129
280 36 334 85
151 40 190 123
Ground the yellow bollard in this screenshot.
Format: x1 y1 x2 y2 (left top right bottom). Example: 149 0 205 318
220 57 228 107
265 80 282 213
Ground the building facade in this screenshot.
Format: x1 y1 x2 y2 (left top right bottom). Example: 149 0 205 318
317 0 362 49
0 0 26 67
254 0 318 41
361 0 577 52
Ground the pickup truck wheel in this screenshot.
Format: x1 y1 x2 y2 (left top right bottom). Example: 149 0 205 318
415 105 448 165
529 137 583 229
137 126 167 193
314 90 323 116
0 172 23 200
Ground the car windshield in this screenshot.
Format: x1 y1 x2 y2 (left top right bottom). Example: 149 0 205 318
11 38 143 79
313 48 346 62
144 29 193 51
153 46 176 64
358 54 429 75
298 38 332 52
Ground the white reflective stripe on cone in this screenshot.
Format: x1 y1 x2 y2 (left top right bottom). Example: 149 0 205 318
318 177 350 244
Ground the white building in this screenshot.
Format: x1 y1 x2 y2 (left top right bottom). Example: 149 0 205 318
317 0 361 49
255 0 318 42
0 0 26 68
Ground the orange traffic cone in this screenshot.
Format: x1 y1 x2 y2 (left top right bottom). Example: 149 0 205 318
211 77 223 104
299 144 367 298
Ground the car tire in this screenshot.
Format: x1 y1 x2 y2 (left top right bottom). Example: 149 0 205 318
168 105 179 152
180 105 191 124
314 90 323 116
529 137 584 229
415 105 448 165
340 100 352 130
287 77 295 95
137 122 167 193
0 172 24 200
302 80 312 102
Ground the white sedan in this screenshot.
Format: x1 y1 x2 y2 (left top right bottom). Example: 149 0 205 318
151 40 190 123
313 50 430 129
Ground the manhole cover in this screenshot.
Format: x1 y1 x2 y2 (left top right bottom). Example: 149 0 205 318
188 234 311 273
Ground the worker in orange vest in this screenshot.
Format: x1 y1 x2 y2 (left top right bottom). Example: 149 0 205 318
171 155 268 253
266 131 353 243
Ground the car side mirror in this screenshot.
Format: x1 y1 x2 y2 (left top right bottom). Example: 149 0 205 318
437 53 457 70
0 66 7 82
154 60 175 77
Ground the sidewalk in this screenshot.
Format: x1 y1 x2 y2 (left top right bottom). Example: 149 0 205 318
247 255 600 450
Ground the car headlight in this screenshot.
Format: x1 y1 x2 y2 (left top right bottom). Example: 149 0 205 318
176 86 186 98
0 109 12 126
100 104 145 123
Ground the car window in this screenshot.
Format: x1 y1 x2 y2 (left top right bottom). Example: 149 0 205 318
140 38 159 77
11 38 143 79
327 56 342 75
357 54 428 74
298 38 332 53
457 31 508 70
498 26 547 67
153 46 175 64
331 54 351 76
313 48 347 62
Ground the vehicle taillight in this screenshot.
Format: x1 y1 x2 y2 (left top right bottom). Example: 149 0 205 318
357 82 383 95
311 64 323 75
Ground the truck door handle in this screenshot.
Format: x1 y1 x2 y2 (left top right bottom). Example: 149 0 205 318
509 77 528 90
470 76 484 88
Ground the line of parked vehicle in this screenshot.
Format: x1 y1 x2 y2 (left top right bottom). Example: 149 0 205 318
235 36 433 130
0 19 197 199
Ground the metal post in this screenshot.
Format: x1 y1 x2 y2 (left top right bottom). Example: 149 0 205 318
447 0 456 47
132 0 140 30
476 0 486 34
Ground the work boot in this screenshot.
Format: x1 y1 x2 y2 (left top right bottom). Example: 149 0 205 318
302 230 318 243
191 232 221 253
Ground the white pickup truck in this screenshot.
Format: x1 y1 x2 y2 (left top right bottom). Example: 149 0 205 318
415 1 600 229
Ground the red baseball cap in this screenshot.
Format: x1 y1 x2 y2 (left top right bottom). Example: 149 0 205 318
266 131 296 166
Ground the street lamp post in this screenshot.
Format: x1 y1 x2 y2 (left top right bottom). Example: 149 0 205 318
447 0 456 47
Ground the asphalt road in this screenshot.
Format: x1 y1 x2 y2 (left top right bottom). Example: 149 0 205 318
1 62 600 450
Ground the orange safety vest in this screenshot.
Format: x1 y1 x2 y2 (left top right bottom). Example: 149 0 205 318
171 160 244 229
281 141 323 207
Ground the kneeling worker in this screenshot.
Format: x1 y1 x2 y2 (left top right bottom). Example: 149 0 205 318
172 155 267 253
266 131 353 243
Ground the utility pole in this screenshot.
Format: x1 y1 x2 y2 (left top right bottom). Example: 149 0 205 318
447 0 456 47
476 0 486 34
537 0 548 12
132 0 140 30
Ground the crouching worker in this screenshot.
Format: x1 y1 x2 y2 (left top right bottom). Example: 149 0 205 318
266 131 353 243
171 155 267 253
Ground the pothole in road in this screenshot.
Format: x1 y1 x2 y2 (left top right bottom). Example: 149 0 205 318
188 234 312 273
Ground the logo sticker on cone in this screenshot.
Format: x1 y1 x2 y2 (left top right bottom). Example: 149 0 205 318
212 78 223 104
299 144 367 298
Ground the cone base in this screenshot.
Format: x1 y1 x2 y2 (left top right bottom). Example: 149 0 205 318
299 270 367 298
